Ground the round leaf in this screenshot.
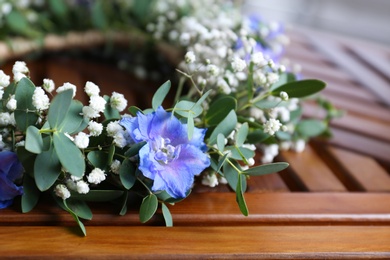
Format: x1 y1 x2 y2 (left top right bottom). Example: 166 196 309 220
139 194 158 223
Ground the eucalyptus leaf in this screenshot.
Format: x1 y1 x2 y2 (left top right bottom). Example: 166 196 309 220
124 141 146 157
21 174 40 213
236 174 248 216
59 100 88 134
296 119 327 137
14 78 38 132
91 0 107 29
61 199 87 236
272 79 326 98
34 143 61 191
162 203 173 227
119 158 136 190
152 80 171 110
235 123 248 147
139 194 158 223
208 110 237 145
205 96 236 126
216 133 225 152
70 190 124 202
187 113 194 140
104 95 121 120
244 162 289 176
64 199 93 220
223 160 239 192
228 146 255 161
174 100 202 118
270 72 296 91
87 150 108 170
25 126 43 154
48 89 73 129
53 132 85 177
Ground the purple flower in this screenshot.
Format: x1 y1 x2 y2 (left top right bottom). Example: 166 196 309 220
0 151 24 209
120 107 210 198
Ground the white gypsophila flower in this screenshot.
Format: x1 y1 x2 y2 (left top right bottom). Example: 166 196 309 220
110 92 127 112
279 141 292 151
32 87 50 110
217 78 231 94
87 121 103 136
110 159 121 174
184 51 196 64
207 64 219 76
42 78 55 93
87 168 106 185
15 140 25 147
292 139 306 153
0 112 13 126
56 82 76 98
251 52 267 67
280 91 289 101
1 3 12 14
201 173 219 188
261 144 279 163
276 107 290 122
106 121 122 137
84 81 100 97
247 158 255 166
65 178 77 191
231 57 246 72
0 70 10 88
76 181 90 194
113 132 127 148
218 176 228 184
89 95 106 113
263 118 282 136
73 132 89 149
12 61 29 76
6 95 17 111
54 184 71 200
82 106 100 119
179 32 191 46
13 72 26 82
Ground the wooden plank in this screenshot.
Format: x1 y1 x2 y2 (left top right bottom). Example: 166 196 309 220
3 193 390 227
0 226 389 259
279 145 346 192
325 147 390 192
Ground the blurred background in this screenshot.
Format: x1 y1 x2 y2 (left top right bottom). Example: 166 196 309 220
243 0 390 45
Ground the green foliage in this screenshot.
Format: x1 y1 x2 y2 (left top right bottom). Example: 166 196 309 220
70 190 124 202
25 126 43 154
205 96 237 126
21 174 40 213
152 80 171 110
236 174 248 216
139 194 158 223
59 100 88 134
34 143 61 191
14 78 38 132
87 151 108 170
119 159 136 190
296 119 327 138
48 89 73 129
244 162 289 176
162 203 173 227
272 79 326 98
208 110 237 145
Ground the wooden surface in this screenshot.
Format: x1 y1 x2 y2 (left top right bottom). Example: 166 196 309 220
1 26 390 258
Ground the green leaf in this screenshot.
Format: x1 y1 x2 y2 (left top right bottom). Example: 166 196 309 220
214 153 229 174
119 158 136 190
14 78 38 132
223 160 240 192
48 89 73 129
174 100 202 118
152 80 171 110
21 174 40 213
244 162 289 176
216 133 225 152
91 0 107 29
104 95 121 120
208 110 237 145
64 199 92 220
139 194 158 223
59 100 88 134
25 126 43 154
270 72 296 91
236 174 248 216
247 129 270 144
205 96 237 126
229 147 255 161
61 199 87 236
296 119 327 137
119 192 128 216
254 99 283 109
162 203 173 227
124 141 146 157
34 143 61 191
128 106 142 116
53 132 85 177
48 0 68 17
235 123 248 147
5 11 30 35
272 79 326 98
70 190 124 202
87 150 108 170
187 113 194 140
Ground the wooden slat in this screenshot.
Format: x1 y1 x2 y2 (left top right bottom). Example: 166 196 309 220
279 146 346 192
1 226 389 259
325 147 390 192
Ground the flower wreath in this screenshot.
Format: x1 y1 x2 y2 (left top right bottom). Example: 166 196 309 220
0 0 340 236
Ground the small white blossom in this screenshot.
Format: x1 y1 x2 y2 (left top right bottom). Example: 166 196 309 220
82 106 100 119
202 173 219 187
231 57 246 72
110 92 127 112
217 78 231 94
74 132 89 149
89 95 106 113
113 132 128 148
54 184 71 200
87 168 106 185
292 139 306 153
179 32 191 45
13 72 26 82
42 78 55 93
261 144 279 163
280 91 289 101
84 81 100 97
184 51 196 64
251 52 267 66
0 70 10 88
110 160 121 174
15 140 25 147
6 95 17 111
0 112 13 126
87 121 103 136
12 61 29 76
32 87 50 110
266 73 279 85
76 181 90 194
263 118 282 136
56 82 76 98
207 64 219 76
106 121 123 137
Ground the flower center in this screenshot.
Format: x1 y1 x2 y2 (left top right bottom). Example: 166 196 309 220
152 136 180 165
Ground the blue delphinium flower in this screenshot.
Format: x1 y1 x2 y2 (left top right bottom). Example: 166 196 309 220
0 151 24 209
120 106 210 199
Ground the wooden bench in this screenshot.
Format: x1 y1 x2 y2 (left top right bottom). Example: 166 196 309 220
1 27 390 259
